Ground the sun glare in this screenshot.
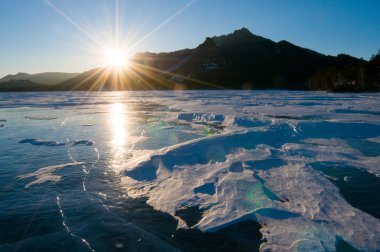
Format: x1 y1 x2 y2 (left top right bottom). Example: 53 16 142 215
106 49 129 69
110 102 128 148
109 102 131 171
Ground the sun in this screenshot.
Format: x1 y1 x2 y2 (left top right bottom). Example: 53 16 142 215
106 48 129 69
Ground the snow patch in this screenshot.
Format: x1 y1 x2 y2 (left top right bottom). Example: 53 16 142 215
17 162 85 188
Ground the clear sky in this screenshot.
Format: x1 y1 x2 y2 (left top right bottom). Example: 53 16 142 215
1 0 379 77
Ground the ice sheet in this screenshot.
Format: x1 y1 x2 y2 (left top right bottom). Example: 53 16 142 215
1 90 379 251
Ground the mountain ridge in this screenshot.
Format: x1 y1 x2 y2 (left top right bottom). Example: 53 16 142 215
0 72 80 85
1 28 379 91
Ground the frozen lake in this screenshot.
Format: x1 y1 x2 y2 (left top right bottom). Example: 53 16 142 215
0 90 379 251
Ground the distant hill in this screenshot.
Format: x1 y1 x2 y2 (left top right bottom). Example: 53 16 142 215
1 28 378 91
0 72 80 85
0 79 47 91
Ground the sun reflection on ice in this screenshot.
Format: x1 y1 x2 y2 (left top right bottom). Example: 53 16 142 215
109 102 130 171
111 103 128 146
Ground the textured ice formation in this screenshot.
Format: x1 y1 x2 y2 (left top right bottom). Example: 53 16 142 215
25 115 57 120
0 119 6 127
161 126 175 130
177 112 224 123
119 91 380 251
121 130 380 250
18 162 84 188
19 139 66 146
368 137 380 144
19 139 94 146
70 140 94 146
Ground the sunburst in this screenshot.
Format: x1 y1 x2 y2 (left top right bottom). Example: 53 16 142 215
44 0 209 91
105 48 129 69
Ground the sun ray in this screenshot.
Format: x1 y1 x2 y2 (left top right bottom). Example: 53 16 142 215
69 67 105 91
128 61 224 89
44 0 220 92
115 0 120 45
128 0 198 52
44 0 104 50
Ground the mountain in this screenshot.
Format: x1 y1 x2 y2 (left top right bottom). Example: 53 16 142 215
367 54 380 89
0 79 49 91
0 72 31 83
130 28 369 90
1 28 378 91
0 72 80 86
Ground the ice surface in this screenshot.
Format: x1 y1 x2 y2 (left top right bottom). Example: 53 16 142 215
1 91 379 251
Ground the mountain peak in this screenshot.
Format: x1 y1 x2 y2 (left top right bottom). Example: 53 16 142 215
233 27 253 36
12 72 30 78
277 40 292 45
211 27 258 47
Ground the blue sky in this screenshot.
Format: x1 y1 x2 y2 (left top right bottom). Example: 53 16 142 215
0 0 379 77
